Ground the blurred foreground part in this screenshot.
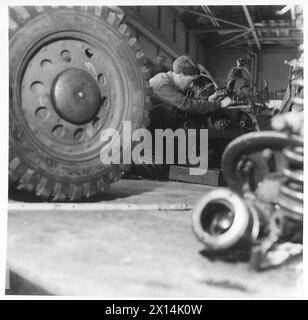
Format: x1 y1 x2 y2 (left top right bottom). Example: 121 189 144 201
192 48 303 270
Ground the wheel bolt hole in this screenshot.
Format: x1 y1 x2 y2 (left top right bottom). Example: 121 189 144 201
92 118 100 129
40 59 54 71
35 107 49 120
101 96 109 108
74 128 84 141
31 81 45 95
98 73 107 86
61 50 72 63
85 48 94 58
52 125 65 138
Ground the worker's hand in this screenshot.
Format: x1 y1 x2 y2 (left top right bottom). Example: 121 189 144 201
209 91 218 102
209 91 224 102
220 96 234 108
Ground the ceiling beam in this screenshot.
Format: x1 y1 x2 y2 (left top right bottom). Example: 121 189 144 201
201 6 220 28
192 28 244 35
276 5 296 20
259 37 303 42
191 26 298 34
183 9 250 30
242 6 261 50
224 37 302 48
205 30 252 52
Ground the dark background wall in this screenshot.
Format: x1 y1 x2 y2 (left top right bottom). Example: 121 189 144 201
124 6 206 70
259 50 298 95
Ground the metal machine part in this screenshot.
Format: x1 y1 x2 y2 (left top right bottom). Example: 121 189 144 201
280 55 304 113
221 131 302 194
193 130 303 269
140 59 272 179
192 17 304 269
278 144 303 223
9 6 152 200
192 188 260 252
226 59 251 102
273 71 304 243
183 61 274 141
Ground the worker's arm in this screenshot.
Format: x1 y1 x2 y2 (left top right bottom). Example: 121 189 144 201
152 81 221 114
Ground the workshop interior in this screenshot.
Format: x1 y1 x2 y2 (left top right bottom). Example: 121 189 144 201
7 5 303 297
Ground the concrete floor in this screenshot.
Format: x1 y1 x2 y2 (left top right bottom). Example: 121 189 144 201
7 179 302 297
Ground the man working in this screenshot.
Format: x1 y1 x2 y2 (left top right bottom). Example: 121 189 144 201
128 55 232 178
149 55 233 129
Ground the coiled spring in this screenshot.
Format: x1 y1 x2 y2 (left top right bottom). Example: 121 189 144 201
278 57 303 223
278 141 303 222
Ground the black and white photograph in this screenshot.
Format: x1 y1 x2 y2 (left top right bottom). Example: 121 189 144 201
3 2 305 300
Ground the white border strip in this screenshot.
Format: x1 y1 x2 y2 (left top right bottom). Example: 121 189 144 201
0 4 9 298
8 202 193 211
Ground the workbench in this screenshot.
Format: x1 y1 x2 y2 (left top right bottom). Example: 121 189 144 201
7 179 302 297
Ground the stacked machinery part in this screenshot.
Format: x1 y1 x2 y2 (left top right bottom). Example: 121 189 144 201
9 6 152 201
221 131 302 194
192 131 303 269
280 55 304 113
192 53 303 269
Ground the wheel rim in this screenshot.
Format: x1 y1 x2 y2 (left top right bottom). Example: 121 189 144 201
20 32 128 161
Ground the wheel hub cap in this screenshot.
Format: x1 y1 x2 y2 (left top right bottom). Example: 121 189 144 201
51 68 101 125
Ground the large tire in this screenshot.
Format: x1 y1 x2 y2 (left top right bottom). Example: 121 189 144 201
9 6 152 201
